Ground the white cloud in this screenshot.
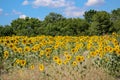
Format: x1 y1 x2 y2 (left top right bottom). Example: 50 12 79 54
21 0 85 18
12 10 22 15
5 13 9 16
85 0 104 6
19 14 27 19
31 0 84 17
64 6 85 17
37 17 42 20
12 9 27 19
0 8 3 14
32 0 72 8
32 0 84 17
22 0 29 5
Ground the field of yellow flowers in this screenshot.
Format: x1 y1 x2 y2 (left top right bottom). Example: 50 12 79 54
0 33 120 80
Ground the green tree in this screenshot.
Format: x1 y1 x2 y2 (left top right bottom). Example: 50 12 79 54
11 17 41 36
84 9 97 23
44 12 65 23
110 8 120 33
0 25 3 36
111 8 120 21
59 18 89 36
42 13 65 36
111 20 120 34
0 25 14 36
89 11 112 35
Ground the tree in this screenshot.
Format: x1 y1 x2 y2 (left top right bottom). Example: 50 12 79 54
44 12 65 23
0 25 3 36
111 20 120 34
59 18 89 36
110 8 120 33
11 17 41 36
111 8 120 21
0 25 14 36
89 11 112 35
84 9 97 23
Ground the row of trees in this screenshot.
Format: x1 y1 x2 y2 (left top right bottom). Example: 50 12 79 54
0 8 120 36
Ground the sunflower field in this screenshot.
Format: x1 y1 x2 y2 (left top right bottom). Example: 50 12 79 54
0 33 120 80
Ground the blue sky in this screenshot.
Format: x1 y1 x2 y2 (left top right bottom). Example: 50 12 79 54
0 0 120 25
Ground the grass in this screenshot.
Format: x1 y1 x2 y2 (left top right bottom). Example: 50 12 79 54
0 56 117 80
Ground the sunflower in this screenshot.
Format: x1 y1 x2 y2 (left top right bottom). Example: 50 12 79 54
39 50 44 57
109 47 113 53
46 53 50 58
71 48 76 54
28 38 34 44
54 45 59 49
76 55 84 62
22 39 27 45
12 46 18 53
39 64 44 71
64 51 69 56
24 46 31 52
104 47 108 52
9 43 14 49
116 49 120 55
53 56 59 61
4 50 9 59
45 48 52 53
0 39 4 44
32 44 40 52
20 60 26 66
16 59 20 64
72 61 77 66
30 64 35 70
18 47 23 53
90 51 97 57
5 40 10 44
10 39 15 43
63 60 69 65
56 59 62 65
114 45 119 53
66 55 71 61
31 46 37 52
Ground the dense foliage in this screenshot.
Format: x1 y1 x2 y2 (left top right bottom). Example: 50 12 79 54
0 8 120 36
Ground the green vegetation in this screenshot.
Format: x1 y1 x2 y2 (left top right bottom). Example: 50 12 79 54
0 8 120 36
0 8 120 80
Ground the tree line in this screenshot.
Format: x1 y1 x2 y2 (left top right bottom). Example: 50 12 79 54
0 8 120 36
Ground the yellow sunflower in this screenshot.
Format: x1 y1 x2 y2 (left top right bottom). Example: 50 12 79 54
4 50 9 59
39 64 44 71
